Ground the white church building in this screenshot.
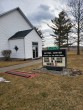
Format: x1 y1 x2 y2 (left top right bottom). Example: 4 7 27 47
0 7 42 60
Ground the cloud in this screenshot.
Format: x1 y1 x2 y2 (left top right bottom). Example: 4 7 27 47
0 0 68 47
39 4 50 10
29 4 54 25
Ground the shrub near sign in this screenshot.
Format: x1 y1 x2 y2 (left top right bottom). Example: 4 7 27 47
42 49 67 69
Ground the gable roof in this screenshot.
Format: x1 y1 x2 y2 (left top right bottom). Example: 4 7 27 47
0 7 33 28
9 29 33 40
0 7 42 39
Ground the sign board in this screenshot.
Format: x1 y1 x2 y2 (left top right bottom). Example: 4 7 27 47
48 47 59 50
42 49 67 69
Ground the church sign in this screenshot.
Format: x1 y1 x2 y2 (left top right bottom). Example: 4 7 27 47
42 49 67 69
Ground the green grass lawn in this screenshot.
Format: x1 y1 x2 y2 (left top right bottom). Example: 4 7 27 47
0 52 83 110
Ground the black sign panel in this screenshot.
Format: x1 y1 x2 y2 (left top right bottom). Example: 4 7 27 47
42 49 66 57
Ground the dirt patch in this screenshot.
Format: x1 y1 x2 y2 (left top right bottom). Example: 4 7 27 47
32 67 83 76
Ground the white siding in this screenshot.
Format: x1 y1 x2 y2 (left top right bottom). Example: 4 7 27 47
9 39 25 59
0 10 31 57
24 30 42 59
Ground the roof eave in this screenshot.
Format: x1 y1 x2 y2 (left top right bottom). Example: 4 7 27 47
8 37 24 40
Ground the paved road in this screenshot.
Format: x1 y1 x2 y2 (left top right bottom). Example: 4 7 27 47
0 59 42 73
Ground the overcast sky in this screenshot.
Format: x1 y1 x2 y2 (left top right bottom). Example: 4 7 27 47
0 0 68 47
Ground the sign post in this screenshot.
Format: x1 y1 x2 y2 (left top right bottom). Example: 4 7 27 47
42 49 67 71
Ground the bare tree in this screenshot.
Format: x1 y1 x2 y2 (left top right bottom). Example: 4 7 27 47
34 27 45 47
68 0 83 55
